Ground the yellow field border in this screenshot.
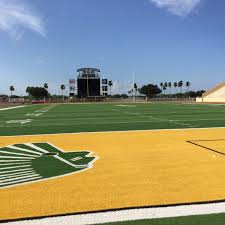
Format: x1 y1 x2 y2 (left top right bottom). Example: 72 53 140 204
1 128 225 222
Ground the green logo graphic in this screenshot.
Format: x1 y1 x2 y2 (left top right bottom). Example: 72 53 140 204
0 143 97 188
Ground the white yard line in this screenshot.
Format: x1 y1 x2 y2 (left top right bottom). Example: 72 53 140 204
34 104 57 114
2 202 225 225
23 104 57 123
115 104 137 107
113 109 196 128
0 106 26 111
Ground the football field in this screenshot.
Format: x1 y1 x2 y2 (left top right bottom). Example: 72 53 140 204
1 103 225 225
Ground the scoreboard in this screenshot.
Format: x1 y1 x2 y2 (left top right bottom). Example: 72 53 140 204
77 68 101 98
77 78 100 98
74 68 109 98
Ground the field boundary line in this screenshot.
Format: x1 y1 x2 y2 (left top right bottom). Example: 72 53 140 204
0 126 225 137
2 200 225 224
0 106 26 111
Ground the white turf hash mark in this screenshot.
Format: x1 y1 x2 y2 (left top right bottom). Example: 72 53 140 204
6 119 32 125
25 113 43 117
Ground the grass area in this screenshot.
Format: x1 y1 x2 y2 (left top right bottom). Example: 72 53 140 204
0 103 225 136
97 213 225 225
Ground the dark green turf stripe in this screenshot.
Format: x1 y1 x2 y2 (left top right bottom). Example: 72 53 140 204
0 103 225 136
97 213 225 225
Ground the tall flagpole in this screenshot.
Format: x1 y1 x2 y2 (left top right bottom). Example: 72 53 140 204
86 74 89 98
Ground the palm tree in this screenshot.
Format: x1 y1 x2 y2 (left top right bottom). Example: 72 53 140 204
168 82 172 95
26 86 31 99
60 84 65 101
160 82 164 91
43 83 48 102
134 83 138 98
164 82 168 95
26 86 30 95
178 81 183 93
186 81 191 92
9 86 15 96
108 80 113 97
131 83 138 101
163 86 167 95
44 83 48 90
174 82 178 93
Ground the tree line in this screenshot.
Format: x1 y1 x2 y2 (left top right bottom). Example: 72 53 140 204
3 80 205 100
130 81 204 98
159 81 190 94
4 83 67 100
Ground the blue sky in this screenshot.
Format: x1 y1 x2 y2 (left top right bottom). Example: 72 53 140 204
0 0 225 95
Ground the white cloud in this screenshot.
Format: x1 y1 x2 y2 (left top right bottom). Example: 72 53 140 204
0 0 45 39
150 0 201 16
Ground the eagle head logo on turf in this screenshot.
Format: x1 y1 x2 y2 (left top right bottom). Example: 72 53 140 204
0 143 97 189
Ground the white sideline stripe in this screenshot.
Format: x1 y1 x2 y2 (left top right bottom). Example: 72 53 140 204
7 145 42 156
25 144 49 153
0 168 32 175
0 172 37 182
0 164 31 171
0 150 38 158
0 170 35 179
0 106 26 111
0 175 41 186
3 202 225 225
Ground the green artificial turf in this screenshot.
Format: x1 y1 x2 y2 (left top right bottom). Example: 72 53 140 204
97 213 225 225
1 103 225 224
0 103 225 136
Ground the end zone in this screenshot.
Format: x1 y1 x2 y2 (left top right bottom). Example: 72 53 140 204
1 128 225 224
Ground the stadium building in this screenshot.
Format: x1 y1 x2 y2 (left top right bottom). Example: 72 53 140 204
196 82 225 103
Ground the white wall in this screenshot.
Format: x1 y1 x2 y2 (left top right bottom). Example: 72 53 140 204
196 84 225 103
203 86 225 102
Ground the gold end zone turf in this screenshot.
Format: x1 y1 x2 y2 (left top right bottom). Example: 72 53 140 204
1 128 225 221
